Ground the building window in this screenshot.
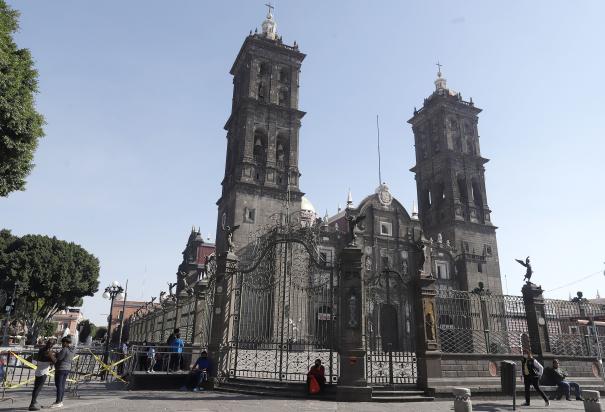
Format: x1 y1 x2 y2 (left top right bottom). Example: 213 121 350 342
244 208 256 223
435 261 450 280
477 262 483 273
380 221 392 236
318 248 334 266
484 245 492 256
278 88 289 106
278 67 289 83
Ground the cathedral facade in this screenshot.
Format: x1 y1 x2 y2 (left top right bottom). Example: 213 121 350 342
216 10 502 294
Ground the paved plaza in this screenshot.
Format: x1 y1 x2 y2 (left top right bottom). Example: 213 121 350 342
0 385 590 412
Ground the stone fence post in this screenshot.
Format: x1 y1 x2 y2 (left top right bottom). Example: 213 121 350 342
415 238 442 389
337 244 372 401
521 283 551 356
207 251 238 380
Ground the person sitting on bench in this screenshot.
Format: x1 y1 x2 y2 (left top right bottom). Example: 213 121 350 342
550 359 583 401
185 351 212 392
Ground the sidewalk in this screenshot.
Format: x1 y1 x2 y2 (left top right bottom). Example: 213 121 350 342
0 386 590 411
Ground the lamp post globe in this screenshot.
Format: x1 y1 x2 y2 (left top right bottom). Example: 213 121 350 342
102 291 110 300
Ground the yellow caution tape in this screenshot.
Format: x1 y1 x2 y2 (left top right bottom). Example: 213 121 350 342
3 351 80 389
87 350 131 383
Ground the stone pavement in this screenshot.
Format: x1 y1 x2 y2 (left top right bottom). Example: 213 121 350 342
0 386 590 411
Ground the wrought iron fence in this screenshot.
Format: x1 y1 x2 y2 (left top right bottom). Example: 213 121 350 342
544 298 605 357
129 278 215 347
435 289 529 354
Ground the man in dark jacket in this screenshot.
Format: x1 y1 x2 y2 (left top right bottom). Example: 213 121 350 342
29 339 56 411
521 349 549 407
550 359 583 401
49 336 75 409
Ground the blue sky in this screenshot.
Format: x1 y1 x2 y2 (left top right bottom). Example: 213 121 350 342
2 1 604 325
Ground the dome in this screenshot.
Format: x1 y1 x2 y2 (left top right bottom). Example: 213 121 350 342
261 9 277 40
301 196 316 214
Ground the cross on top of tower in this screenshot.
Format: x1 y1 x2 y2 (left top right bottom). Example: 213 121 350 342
436 61 443 77
434 60 447 92
261 2 277 39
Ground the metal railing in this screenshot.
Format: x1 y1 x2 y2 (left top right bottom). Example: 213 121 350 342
0 346 121 399
436 290 529 354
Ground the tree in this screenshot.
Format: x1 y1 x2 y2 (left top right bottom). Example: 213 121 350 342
94 327 107 342
41 321 57 338
78 319 96 343
0 1 45 197
0 231 100 343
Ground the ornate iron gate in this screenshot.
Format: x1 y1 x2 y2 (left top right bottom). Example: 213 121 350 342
226 214 338 383
365 268 417 385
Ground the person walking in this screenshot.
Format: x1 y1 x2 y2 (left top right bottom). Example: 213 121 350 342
521 349 549 407
49 336 75 409
146 344 156 373
29 339 56 411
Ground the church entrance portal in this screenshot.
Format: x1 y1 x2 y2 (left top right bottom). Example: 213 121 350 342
365 268 417 385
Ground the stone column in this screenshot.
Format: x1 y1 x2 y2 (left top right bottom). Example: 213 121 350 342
337 245 372 401
415 256 442 389
410 237 442 390
208 251 238 380
191 281 209 348
521 283 551 356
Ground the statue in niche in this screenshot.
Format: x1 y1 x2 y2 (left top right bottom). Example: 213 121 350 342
365 255 373 271
225 225 240 253
425 311 435 341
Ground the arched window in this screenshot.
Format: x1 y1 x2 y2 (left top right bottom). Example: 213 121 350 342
471 178 484 223
276 134 289 167
258 81 267 103
471 179 483 206
278 67 289 83
253 129 267 163
258 62 269 76
457 176 468 203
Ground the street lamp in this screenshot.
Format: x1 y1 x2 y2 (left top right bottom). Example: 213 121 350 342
102 281 124 376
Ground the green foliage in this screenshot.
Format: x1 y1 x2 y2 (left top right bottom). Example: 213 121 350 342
0 230 99 342
0 0 45 197
78 319 96 343
41 321 57 337
94 326 107 341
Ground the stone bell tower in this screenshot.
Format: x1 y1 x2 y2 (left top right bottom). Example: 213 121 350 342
215 7 306 254
408 66 502 293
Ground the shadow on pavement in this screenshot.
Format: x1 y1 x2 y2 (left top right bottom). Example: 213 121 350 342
472 403 510 411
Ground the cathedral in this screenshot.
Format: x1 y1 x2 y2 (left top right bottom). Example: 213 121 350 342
213 8 503 295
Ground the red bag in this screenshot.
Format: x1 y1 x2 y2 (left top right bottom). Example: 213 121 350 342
309 374 320 395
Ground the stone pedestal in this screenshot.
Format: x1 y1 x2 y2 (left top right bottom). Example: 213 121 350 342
583 390 602 412
521 282 551 356
336 245 372 402
453 387 472 412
